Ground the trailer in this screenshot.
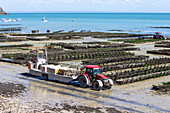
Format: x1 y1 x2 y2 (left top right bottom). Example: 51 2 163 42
28 49 113 91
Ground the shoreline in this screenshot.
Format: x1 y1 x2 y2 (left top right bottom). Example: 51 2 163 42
1 13 170 37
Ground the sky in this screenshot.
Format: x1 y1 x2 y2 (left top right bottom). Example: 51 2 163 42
1 0 170 13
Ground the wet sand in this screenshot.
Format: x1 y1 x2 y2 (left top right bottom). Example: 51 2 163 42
0 37 106 46
0 62 169 113
129 42 170 58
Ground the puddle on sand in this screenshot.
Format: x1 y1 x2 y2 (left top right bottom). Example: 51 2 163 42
0 58 14 61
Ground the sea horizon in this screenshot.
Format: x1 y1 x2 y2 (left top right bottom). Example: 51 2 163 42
1 13 170 36
6 12 170 14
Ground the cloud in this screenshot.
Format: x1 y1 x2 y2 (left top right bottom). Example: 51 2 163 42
135 0 141 2
0 0 170 13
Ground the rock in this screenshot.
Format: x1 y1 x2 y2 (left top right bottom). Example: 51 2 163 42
0 7 8 15
127 78 132 83
116 79 124 84
152 85 160 90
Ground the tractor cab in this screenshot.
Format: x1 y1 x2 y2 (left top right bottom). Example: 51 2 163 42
85 65 100 75
84 65 100 80
83 65 108 81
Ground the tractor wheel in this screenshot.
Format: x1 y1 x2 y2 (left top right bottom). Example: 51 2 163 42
159 36 164 39
78 75 89 88
43 74 48 81
108 79 113 89
92 80 103 91
153 35 157 39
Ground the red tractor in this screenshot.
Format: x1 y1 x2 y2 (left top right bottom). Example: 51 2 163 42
153 32 166 39
78 65 113 91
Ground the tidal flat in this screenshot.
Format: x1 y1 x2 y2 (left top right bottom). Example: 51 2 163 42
0 32 169 112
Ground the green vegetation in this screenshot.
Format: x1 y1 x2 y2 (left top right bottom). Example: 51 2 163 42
108 29 126 32
124 39 163 43
0 27 22 32
110 39 163 43
11 31 151 38
109 39 131 42
0 44 33 48
83 41 111 45
162 82 170 86
110 39 122 42
0 47 30 50
147 49 170 56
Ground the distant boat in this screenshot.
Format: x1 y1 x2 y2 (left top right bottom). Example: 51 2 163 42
8 18 12 22
3 19 8 23
1 18 5 20
42 15 47 22
17 18 21 21
43 20 48 22
42 15 45 20
12 19 17 22
72 19 74 22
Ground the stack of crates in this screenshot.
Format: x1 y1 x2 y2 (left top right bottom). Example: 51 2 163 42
47 65 62 74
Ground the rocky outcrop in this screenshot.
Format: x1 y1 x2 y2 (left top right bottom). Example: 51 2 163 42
0 7 8 15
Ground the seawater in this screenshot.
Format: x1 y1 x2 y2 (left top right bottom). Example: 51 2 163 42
0 13 170 36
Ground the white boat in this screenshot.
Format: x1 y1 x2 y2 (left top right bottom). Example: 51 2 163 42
42 14 47 22
3 19 8 23
8 18 12 22
1 18 5 20
12 19 17 22
42 14 45 20
43 20 48 22
17 18 21 21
